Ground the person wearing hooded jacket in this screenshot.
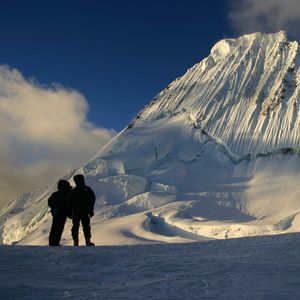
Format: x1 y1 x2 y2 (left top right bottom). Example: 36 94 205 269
68 174 96 246
48 180 72 246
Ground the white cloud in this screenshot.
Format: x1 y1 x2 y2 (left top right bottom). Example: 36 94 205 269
0 65 116 207
228 0 300 38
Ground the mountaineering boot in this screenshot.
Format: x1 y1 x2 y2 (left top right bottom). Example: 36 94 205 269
73 239 79 246
85 239 95 246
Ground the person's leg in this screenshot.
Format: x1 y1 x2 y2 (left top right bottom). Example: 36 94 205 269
49 217 57 246
71 216 80 246
55 217 67 246
81 215 94 246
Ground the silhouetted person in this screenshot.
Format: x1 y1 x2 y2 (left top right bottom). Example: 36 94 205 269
68 174 96 246
48 180 71 246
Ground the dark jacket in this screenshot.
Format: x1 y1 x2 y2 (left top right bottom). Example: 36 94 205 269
68 185 95 218
48 190 69 217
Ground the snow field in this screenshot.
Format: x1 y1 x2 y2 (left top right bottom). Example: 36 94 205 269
1 233 300 299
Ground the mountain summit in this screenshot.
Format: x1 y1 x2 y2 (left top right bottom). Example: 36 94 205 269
2 31 300 245
131 31 300 159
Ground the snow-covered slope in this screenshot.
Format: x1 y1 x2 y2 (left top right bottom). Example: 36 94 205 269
2 31 300 245
132 31 300 159
2 233 300 299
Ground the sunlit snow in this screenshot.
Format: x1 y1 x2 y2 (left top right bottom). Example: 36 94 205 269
1 31 300 246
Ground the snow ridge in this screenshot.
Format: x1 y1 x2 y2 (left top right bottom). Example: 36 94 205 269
131 31 300 158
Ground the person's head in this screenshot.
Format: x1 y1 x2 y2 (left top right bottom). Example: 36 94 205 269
57 180 71 192
73 174 85 188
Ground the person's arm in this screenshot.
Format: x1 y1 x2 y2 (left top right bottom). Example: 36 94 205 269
88 187 96 217
48 194 54 209
48 194 59 216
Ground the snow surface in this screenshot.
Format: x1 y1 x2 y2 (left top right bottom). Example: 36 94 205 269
2 31 300 245
1 233 300 299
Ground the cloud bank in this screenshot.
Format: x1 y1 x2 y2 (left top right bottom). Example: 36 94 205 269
228 0 300 39
0 65 116 207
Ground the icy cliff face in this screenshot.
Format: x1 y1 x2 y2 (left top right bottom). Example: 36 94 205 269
2 32 300 245
131 31 300 159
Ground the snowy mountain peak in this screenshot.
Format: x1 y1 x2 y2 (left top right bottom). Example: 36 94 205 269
130 31 300 159
2 32 300 246
210 31 287 61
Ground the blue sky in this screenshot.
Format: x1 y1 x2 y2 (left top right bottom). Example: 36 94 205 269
0 0 232 131
1 0 300 204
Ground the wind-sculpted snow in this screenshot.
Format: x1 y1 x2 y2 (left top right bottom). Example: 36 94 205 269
2 32 300 245
132 31 300 158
